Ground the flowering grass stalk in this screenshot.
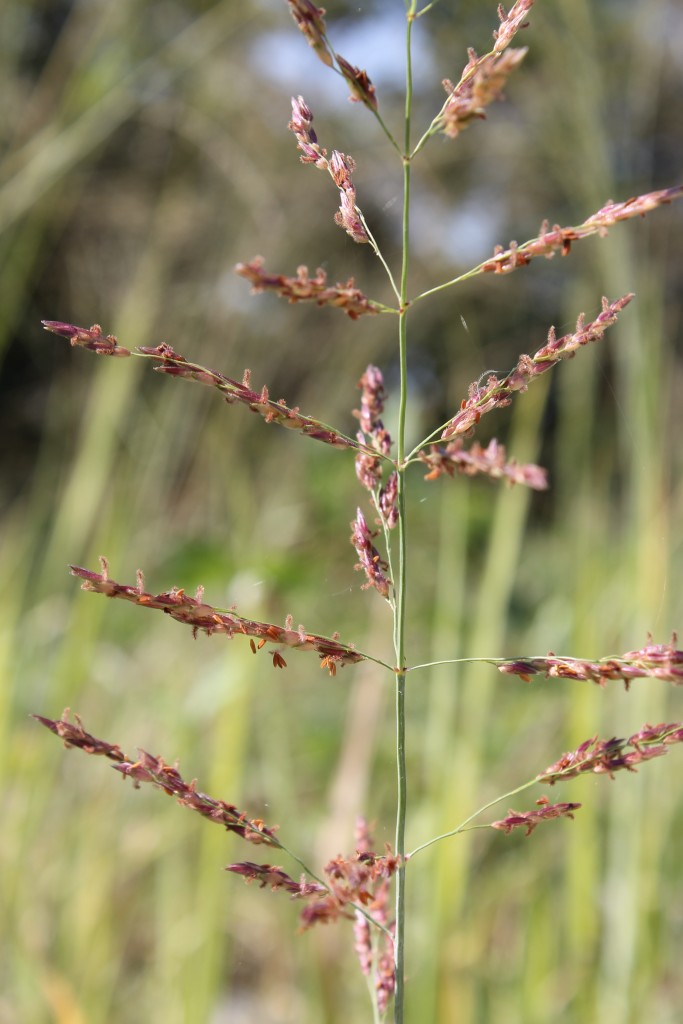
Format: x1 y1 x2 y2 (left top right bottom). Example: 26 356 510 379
35 2 683 1020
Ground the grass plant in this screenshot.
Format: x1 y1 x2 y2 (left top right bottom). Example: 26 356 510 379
3 1 683 1022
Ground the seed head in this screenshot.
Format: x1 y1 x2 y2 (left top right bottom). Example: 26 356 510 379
286 0 334 67
336 54 378 111
350 509 391 599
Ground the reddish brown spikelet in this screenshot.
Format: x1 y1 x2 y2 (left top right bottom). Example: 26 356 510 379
229 823 401 966
112 750 279 843
480 185 683 275
298 834 399 928
352 366 399 527
441 295 633 440
34 712 280 844
497 634 683 689
491 798 581 836
227 821 399 1005
378 471 399 529
287 0 334 67
629 722 683 748
47 320 369 451
289 94 329 166
226 861 325 897
354 364 386 433
420 437 547 490
351 819 396 1011
441 47 527 139
350 509 391 599
146 346 361 448
69 561 365 672
235 257 378 319
32 709 125 761
288 98 369 243
42 320 131 356
295 825 399 1003
353 911 372 976
287 97 371 250
493 0 535 52
336 53 378 111
539 723 683 784
333 170 369 244
354 448 383 495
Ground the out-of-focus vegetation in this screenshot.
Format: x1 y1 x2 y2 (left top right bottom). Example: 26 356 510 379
1 1 682 1021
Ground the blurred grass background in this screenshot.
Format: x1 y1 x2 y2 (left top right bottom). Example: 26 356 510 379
1 0 682 1021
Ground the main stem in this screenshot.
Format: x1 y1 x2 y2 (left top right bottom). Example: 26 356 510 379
393 9 414 1022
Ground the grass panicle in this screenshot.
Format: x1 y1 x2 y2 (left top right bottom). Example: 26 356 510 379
23 2 683 1021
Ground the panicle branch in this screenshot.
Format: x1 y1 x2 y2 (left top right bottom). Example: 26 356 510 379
419 437 547 490
423 1 534 146
490 720 683 835
289 96 369 243
353 365 399 528
33 710 280 844
42 321 369 453
497 635 683 689
480 186 683 275
229 817 398 1011
286 3 378 112
491 796 581 836
34 713 397 948
539 722 683 784
70 560 365 675
440 294 633 440
234 257 379 319
440 47 527 140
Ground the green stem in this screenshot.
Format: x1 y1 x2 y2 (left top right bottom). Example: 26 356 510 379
405 657 502 672
410 262 489 303
393 8 416 1023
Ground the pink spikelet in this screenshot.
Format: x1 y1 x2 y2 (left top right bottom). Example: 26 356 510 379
350 509 391 599
235 257 378 319
353 365 399 527
420 437 547 490
497 634 683 689
491 796 581 836
286 0 334 67
288 98 369 243
69 561 365 675
441 295 633 440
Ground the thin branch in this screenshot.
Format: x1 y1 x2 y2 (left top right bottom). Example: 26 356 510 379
69 559 389 675
497 636 683 689
42 321 382 456
412 185 683 302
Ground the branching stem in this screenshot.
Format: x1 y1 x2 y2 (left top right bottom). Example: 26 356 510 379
392 7 418 1021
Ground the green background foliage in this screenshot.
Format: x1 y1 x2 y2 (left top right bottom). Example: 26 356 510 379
1 1 682 1021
